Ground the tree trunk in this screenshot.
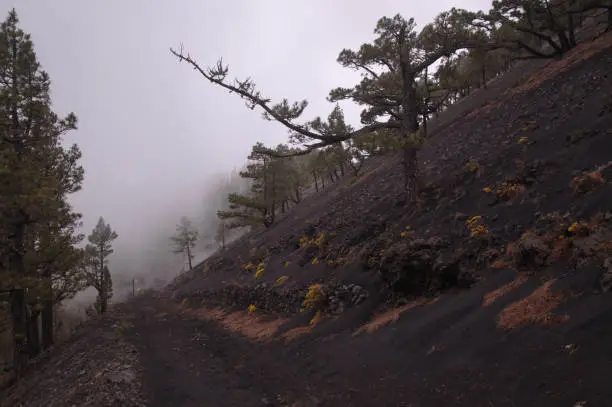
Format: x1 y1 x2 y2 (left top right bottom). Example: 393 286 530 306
312 172 319 192
294 187 301 203
482 64 487 89
608 7 612 31
26 309 41 357
186 245 193 270
402 146 418 203
567 7 577 47
41 296 53 349
10 288 27 378
398 36 420 205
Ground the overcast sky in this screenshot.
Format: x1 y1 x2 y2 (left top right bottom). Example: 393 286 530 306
1 0 492 282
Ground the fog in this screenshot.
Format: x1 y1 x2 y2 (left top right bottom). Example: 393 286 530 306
2 0 491 304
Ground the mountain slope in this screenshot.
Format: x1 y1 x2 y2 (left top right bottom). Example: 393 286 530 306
161 32 612 406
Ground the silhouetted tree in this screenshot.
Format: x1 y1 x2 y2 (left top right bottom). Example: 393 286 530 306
84 217 118 314
170 216 198 270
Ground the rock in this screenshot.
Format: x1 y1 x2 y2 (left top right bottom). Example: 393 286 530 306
107 368 136 384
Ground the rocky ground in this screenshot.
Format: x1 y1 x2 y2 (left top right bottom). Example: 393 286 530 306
2 30 612 407
0 308 146 407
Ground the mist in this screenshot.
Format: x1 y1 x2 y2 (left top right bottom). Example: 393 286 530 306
2 0 492 308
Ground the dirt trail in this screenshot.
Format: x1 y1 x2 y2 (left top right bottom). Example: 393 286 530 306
124 294 321 407
122 280 612 407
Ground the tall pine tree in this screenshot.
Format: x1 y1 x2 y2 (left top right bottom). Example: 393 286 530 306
0 9 84 372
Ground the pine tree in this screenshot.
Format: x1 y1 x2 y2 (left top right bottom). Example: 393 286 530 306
171 10 487 205
170 216 198 271
0 9 84 371
84 217 118 314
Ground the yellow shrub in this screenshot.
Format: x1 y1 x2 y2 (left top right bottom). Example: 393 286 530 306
400 225 413 237
466 160 479 173
254 263 265 278
248 304 257 313
303 284 326 310
466 216 489 239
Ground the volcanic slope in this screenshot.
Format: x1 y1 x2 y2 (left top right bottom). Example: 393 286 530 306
164 32 612 406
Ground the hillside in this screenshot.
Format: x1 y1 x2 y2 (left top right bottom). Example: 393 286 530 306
3 31 612 407
164 32 612 405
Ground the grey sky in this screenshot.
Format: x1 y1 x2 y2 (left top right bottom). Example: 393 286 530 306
2 0 492 283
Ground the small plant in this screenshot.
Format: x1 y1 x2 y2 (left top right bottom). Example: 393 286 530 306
242 262 254 271
400 225 413 238
311 257 320 265
570 163 610 196
300 232 326 248
283 260 290 268
466 160 479 173
518 136 529 145
466 216 489 239
254 262 265 278
248 304 257 313
567 221 590 237
482 181 525 201
303 283 326 310
276 276 289 285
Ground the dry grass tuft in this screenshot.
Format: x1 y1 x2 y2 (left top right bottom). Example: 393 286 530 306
571 162 611 196
354 297 437 335
496 279 568 329
482 274 528 307
183 307 287 342
282 325 314 341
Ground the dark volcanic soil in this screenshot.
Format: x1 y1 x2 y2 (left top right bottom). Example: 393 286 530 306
125 273 612 407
